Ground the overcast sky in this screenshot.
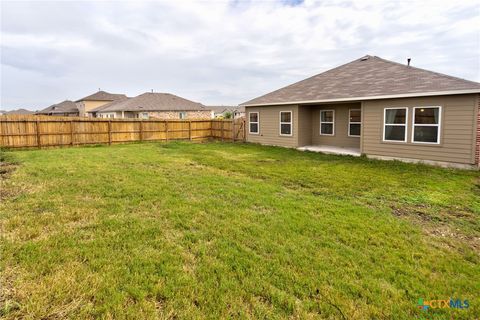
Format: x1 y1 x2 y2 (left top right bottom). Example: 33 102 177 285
1 0 479 111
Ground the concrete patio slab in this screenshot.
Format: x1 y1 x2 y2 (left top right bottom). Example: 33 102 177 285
298 145 361 157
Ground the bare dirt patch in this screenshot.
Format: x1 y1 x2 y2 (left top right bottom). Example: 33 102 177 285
391 204 480 253
0 160 19 201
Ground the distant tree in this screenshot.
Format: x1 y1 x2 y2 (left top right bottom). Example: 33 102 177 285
224 111 233 119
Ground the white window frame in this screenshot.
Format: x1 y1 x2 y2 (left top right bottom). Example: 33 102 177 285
320 110 335 136
348 109 361 137
140 112 149 119
249 112 259 134
279 111 293 137
412 106 441 145
100 113 115 119
383 107 408 143
179 112 187 119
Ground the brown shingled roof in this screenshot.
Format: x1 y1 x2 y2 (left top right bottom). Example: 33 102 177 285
76 90 127 102
4 108 35 115
37 100 79 114
93 92 207 112
241 55 480 106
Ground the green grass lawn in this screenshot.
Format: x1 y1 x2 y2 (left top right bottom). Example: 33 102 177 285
1 142 479 319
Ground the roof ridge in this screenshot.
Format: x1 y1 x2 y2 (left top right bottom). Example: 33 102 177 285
241 55 373 105
372 55 480 85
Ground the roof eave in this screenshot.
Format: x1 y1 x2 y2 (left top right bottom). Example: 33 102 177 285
240 89 480 107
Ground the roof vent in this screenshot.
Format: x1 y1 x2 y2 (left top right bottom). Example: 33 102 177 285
407 58 411 66
360 56 369 61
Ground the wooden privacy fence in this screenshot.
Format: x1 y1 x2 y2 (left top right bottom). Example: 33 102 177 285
0 116 246 148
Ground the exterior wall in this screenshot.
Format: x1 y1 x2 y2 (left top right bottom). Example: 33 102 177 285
476 95 480 166
96 110 212 119
298 106 312 147
245 105 299 148
145 110 212 120
78 100 113 117
362 94 478 165
234 111 245 119
311 103 361 149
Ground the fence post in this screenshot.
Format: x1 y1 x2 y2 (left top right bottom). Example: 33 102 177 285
36 120 41 148
139 120 143 142
188 121 192 141
70 120 74 145
243 119 246 142
232 119 235 142
165 120 169 142
108 120 112 145
221 120 224 142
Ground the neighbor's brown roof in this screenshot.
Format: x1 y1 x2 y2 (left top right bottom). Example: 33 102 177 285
4 108 35 115
76 90 127 102
37 100 79 114
241 55 480 106
92 92 207 112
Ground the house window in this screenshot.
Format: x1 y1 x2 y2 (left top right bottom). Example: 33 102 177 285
348 109 361 137
140 112 149 119
384 108 407 142
320 110 334 135
279 111 292 136
249 112 259 134
412 107 441 144
179 112 187 119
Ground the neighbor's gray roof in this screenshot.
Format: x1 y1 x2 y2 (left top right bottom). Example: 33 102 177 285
208 105 244 113
93 92 207 112
241 55 480 106
76 90 127 102
37 100 79 114
4 108 35 115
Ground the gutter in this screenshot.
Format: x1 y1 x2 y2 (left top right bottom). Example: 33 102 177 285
240 89 480 107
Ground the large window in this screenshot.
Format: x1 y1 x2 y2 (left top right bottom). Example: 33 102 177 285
348 109 361 137
249 112 259 134
320 110 334 135
279 111 292 136
383 108 407 142
412 107 441 144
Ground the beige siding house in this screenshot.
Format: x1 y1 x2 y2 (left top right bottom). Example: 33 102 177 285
75 91 127 117
240 55 480 168
92 92 212 120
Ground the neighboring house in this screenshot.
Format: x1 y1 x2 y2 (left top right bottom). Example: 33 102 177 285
93 92 212 119
37 100 80 117
240 55 480 169
209 106 245 119
2 108 35 115
76 90 127 117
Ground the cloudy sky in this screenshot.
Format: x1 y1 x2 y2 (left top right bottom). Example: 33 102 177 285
1 0 479 111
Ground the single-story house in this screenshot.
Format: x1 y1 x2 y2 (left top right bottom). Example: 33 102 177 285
37 100 80 117
92 92 213 119
240 55 480 169
209 105 245 119
76 90 127 117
